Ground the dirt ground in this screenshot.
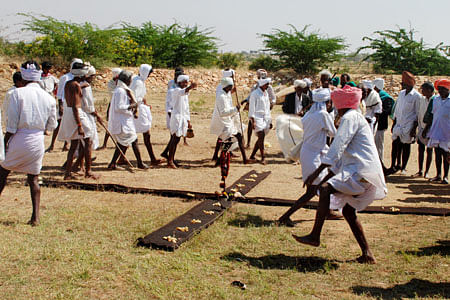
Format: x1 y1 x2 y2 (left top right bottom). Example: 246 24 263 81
2 85 443 210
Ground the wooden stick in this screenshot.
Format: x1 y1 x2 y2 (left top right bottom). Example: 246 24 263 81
97 120 135 171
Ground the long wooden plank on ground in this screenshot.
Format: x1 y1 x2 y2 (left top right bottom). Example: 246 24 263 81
39 179 449 216
136 170 271 251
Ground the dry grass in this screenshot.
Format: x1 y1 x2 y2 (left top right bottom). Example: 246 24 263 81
0 185 448 299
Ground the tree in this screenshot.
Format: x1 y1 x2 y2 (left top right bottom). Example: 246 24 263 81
216 52 244 69
358 27 450 75
260 25 346 74
248 55 282 72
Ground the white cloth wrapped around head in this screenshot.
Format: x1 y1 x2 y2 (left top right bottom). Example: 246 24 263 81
373 78 384 90
86 65 96 77
362 80 374 89
177 74 190 83
258 77 271 87
319 69 332 78
221 77 234 88
303 78 313 87
139 64 152 79
222 69 235 78
294 79 307 89
71 64 89 77
257 69 268 79
20 63 42 81
70 58 83 70
111 68 122 78
312 87 331 102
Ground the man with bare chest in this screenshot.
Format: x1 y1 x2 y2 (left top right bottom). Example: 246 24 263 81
58 62 98 180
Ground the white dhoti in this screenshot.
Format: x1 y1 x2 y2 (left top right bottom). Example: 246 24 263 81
300 144 329 185
254 116 271 134
392 123 415 144
113 131 137 147
58 106 93 141
1 129 45 175
134 103 152 133
375 130 385 160
275 114 303 161
417 126 429 146
170 114 188 137
86 113 99 150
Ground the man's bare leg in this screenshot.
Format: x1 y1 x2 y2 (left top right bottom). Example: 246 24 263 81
108 144 128 170
45 122 61 152
212 138 222 161
83 138 99 179
167 135 180 168
292 183 335 246
27 174 41 226
0 166 11 194
64 140 79 180
72 142 85 174
62 141 69 151
235 133 248 164
143 132 162 165
279 185 317 226
424 147 433 178
131 139 148 169
258 131 267 164
246 120 253 148
183 136 189 146
161 134 173 160
98 132 109 150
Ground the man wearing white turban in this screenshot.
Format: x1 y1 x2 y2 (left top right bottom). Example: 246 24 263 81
248 78 272 164
373 78 394 165
58 62 98 180
0 60 57 226
130 64 163 166
362 80 382 133
210 77 248 164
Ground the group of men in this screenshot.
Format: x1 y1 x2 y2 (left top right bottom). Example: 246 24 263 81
0 59 448 264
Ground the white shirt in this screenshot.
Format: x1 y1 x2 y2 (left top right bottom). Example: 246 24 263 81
393 88 421 128
364 90 382 119
210 89 238 137
56 73 74 101
6 82 57 134
3 86 16 126
81 84 95 114
166 80 177 113
249 87 271 121
107 79 117 95
171 87 190 121
130 76 147 104
322 109 386 200
301 106 336 151
108 86 136 135
294 93 302 114
39 74 59 95
417 95 431 130
250 83 276 104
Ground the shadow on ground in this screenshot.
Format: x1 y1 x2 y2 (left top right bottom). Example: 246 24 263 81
351 278 449 299
397 240 449 257
227 213 275 227
221 252 339 273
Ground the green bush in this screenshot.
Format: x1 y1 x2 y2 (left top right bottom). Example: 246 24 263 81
216 52 244 69
249 55 282 72
260 25 346 74
358 27 450 75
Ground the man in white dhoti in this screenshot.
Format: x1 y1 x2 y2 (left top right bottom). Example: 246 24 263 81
3 72 24 126
245 69 276 148
39 62 59 96
161 68 185 159
278 88 337 226
99 68 122 150
387 71 421 175
81 65 101 150
425 79 449 184
248 78 272 164
107 71 148 170
412 82 435 179
58 62 98 180
47 58 83 152
130 64 163 166
362 80 382 134
293 85 387 264
210 77 247 164
166 75 197 168
373 78 394 166
0 61 57 226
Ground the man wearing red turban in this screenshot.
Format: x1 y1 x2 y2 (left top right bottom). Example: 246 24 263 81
387 71 421 175
292 85 387 264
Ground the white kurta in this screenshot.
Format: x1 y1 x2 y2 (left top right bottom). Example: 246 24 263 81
1 82 57 175
364 90 382 133
165 80 177 129
322 109 387 211
81 84 99 149
2 86 16 126
300 104 336 185
56 73 73 102
210 89 238 140
0 110 4 162
417 95 432 145
39 74 59 95
427 95 450 152
131 76 152 133
392 89 421 143
249 87 271 134
169 87 190 137
108 85 137 146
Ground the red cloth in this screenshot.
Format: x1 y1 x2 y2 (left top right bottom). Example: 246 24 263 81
435 79 450 90
331 86 362 110
402 71 416 86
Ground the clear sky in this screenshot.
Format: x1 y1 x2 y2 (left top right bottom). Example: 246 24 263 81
1 0 449 53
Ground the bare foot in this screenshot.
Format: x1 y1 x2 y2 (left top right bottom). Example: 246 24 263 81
260 159 267 165
107 164 125 171
85 173 100 180
27 219 39 227
411 171 423 178
430 176 442 182
292 234 320 247
150 159 163 166
278 217 295 227
161 152 169 160
327 210 344 220
45 147 54 153
137 163 149 170
356 254 377 264
247 158 257 164
167 162 177 169
183 141 190 146
62 146 69 152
